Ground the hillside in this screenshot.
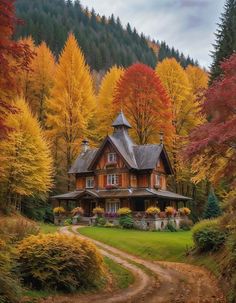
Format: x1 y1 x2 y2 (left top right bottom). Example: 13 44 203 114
15 0 196 70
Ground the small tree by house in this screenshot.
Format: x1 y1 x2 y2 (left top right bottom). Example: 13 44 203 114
203 191 221 219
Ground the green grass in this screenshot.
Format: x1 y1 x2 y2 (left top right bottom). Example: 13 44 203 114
39 223 58 234
104 257 134 289
79 227 193 262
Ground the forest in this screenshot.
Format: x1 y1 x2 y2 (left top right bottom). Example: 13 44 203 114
0 0 236 302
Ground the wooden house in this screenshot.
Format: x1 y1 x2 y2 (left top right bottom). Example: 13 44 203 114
52 112 190 217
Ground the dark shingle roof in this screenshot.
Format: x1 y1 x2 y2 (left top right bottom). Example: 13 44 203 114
69 149 98 174
112 112 131 128
51 188 191 201
133 144 162 170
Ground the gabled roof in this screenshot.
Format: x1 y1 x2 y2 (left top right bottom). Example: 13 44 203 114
69 112 174 174
112 111 131 128
69 149 98 174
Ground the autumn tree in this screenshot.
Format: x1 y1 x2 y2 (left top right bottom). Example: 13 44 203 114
0 0 33 138
95 66 124 140
186 65 208 101
0 98 53 211
185 53 236 186
113 63 173 145
46 33 95 190
29 42 56 126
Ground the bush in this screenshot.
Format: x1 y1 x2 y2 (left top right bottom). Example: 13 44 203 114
0 217 39 244
179 207 191 216
165 206 175 217
104 222 114 228
165 222 177 232
16 233 105 293
119 215 134 229
117 207 131 216
64 218 72 226
179 218 193 231
95 217 106 226
0 241 21 303
192 219 226 252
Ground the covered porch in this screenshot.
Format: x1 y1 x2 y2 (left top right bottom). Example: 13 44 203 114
51 188 191 217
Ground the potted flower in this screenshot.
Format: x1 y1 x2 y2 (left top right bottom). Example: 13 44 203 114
71 207 84 225
117 207 132 216
178 207 191 218
145 206 160 218
165 206 175 218
53 207 66 226
92 206 105 217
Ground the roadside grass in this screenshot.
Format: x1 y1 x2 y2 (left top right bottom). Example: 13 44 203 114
39 222 58 234
104 257 135 289
79 227 193 262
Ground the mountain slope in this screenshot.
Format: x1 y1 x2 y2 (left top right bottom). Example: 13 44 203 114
15 0 196 70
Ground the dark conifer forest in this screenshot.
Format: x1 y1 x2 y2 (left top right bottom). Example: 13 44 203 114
15 0 196 70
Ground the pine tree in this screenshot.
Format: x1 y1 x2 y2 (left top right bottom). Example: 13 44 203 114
46 33 95 191
211 0 236 81
203 190 221 219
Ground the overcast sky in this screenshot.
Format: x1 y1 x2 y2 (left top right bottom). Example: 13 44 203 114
80 0 225 69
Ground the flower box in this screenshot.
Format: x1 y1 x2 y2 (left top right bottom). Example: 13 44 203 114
105 184 118 190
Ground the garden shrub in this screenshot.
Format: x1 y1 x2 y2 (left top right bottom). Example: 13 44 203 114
165 221 177 232
119 215 134 229
0 240 21 303
179 218 193 231
93 206 104 216
96 217 106 226
192 219 226 252
64 218 72 225
16 233 105 293
0 217 39 244
117 207 131 216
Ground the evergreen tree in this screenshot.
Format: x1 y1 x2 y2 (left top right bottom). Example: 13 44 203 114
211 0 236 81
203 190 221 219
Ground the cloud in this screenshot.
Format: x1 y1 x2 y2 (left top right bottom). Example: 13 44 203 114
80 0 225 68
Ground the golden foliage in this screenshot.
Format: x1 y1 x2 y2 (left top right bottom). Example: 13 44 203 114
179 207 191 216
53 207 66 215
0 98 53 207
16 233 105 292
145 207 160 215
117 207 131 215
165 206 175 216
71 207 84 216
95 66 124 140
93 206 105 215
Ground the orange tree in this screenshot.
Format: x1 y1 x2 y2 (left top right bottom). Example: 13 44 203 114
114 63 173 145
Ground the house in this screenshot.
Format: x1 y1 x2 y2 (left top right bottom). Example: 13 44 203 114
52 112 191 218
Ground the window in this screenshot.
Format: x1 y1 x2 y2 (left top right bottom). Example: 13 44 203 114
86 177 94 188
106 201 120 213
108 153 117 163
155 174 161 187
107 174 118 185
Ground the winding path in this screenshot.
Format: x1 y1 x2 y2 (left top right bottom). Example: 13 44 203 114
59 226 225 303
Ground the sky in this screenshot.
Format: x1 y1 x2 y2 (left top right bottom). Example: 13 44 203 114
79 0 225 69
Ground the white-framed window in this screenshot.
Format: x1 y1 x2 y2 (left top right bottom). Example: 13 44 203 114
106 200 120 213
155 174 161 187
107 174 118 185
86 176 94 188
108 152 117 163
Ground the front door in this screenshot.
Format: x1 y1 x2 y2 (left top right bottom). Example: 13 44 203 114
134 198 145 211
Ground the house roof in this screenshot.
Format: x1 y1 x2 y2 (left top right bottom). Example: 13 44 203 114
112 111 131 128
51 188 191 201
69 112 173 174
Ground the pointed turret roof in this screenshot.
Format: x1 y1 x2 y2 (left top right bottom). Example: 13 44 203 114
112 111 131 128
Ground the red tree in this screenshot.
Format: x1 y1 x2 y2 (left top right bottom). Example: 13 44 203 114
185 53 236 184
0 0 33 138
113 63 173 145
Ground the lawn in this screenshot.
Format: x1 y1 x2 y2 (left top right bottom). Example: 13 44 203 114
79 227 193 262
39 222 59 234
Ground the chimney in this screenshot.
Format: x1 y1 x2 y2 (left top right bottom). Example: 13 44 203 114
82 139 89 152
159 131 164 145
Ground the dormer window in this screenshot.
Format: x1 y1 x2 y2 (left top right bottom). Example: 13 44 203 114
86 177 94 188
108 153 117 163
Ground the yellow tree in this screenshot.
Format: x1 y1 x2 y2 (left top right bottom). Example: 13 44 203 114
95 66 124 140
46 33 95 190
30 42 56 126
0 98 53 211
186 65 208 101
